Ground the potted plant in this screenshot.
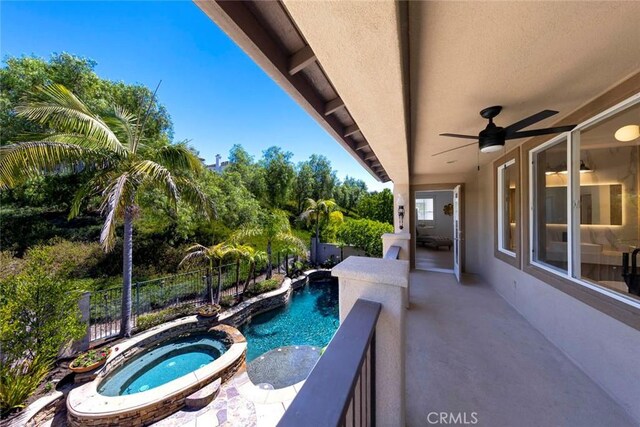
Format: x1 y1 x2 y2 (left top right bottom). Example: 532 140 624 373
69 347 111 373
197 303 222 319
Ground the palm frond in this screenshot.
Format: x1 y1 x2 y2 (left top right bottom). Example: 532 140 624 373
130 160 179 208
104 106 137 152
175 176 216 219
155 144 203 174
100 173 135 252
16 84 126 155
230 226 262 243
68 171 111 219
276 232 307 255
0 141 94 189
178 249 209 269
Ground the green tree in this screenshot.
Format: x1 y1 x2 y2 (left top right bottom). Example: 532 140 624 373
233 209 305 279
292 161 314 214
308 154 337 200
223 242 250 296
300 198 338 261
226 144 265 200
1 53 172 145
241 246 268 295
260 146 294 208
179 242 230 304
0 84 213 337
0 53 175 255
0 246 85 362
334 176 368 212
356 188 394 224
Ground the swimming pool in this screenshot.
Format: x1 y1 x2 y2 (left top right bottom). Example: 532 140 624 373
98 332 228 396
240 276 339 362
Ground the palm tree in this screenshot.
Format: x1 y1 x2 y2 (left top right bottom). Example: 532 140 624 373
300 198 337 262
278 241 308 277
240 246 267 296
0 84 214 337
223 243 252 297
232 209 306 279
179 242 229 304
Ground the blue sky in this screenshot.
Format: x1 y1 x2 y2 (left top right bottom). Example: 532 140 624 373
1 0 390 191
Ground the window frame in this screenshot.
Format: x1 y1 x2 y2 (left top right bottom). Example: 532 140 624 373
494 147 520 268
527 92 640 313
416 196 435 222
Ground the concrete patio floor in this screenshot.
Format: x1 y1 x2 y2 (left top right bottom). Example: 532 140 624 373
406 270 636 427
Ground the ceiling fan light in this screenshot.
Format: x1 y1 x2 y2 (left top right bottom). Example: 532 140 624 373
614 125 640 142
479 144 503 153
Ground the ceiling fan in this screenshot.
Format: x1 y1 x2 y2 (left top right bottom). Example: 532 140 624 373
433 106 577 156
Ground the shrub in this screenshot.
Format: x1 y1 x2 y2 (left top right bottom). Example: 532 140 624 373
336 218 393 257
0 251 25 281
245 277 282 297
219 295 237 308
0 246 85 363
0 355 51 416
135 304 196 332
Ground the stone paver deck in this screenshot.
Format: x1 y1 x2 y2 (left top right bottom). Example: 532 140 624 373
152 364 304 427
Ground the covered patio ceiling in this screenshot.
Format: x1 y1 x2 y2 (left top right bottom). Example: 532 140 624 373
410 1 640 180
196 1 640 185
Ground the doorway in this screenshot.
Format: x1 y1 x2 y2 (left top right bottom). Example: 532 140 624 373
414 190 455 273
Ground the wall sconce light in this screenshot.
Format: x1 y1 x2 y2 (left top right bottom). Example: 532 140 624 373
397 194 405 230
545 160 592 175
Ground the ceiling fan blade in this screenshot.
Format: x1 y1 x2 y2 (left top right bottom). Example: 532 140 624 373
432 141 477 157
439 133 477 140
505 125 576 140
504 110 558 134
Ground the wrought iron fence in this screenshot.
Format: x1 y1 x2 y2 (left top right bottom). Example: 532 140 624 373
89 268 208 341
87 252 301 342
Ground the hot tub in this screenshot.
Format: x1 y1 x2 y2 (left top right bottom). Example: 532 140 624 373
97 332 229 396
67 319 246 426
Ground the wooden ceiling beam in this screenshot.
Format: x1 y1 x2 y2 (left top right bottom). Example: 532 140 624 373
324 97 345 116
289 45 316 75
344 124 360 137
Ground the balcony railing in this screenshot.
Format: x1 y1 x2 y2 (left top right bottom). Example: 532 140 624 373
278 298 381 427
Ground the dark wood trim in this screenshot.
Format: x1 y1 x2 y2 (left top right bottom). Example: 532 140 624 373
195 1 389 182
493 147 521 269
520 72 640 331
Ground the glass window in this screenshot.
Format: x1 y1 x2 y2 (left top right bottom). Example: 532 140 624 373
575 101 640 299
498 159 517 255
416 198 434 221
532 137 569 273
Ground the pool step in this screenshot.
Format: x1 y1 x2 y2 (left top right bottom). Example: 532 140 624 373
185 378 221 410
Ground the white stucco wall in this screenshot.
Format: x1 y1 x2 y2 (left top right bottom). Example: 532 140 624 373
465 165 640 422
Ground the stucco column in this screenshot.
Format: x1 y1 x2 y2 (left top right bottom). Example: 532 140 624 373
333 256 409 427
382 232 411 261
382 232 412 308
393 183 410 234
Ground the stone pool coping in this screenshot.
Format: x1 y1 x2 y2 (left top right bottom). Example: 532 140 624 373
219 269 332 328
66 323 246 426
64 269 332 426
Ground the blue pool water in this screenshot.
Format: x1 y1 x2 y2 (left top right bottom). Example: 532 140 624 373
97 333 228 396
240 276 339 362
